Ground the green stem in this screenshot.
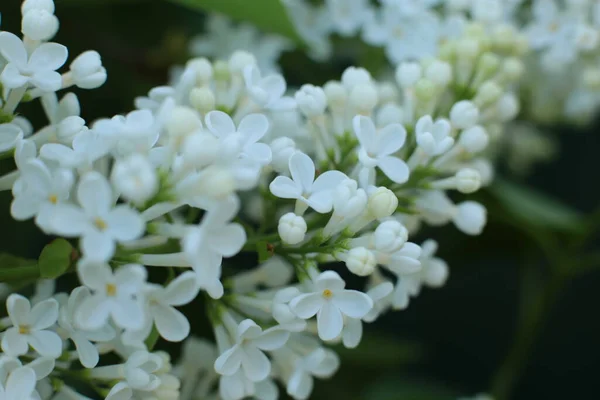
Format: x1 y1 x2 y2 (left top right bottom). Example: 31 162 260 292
0 264 40 282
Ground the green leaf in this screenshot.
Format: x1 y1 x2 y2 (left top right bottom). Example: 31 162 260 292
39 239 73 279
489 178 585 233
0 253 39 282
167 0 301 42
365 376 460 400
334 333 424 367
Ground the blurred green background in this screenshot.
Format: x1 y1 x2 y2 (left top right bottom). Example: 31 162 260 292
1 0 599 399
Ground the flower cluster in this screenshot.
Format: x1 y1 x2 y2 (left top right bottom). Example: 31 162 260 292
0 1 530 400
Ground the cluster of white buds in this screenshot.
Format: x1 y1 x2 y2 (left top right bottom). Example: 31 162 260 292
0 1 533 400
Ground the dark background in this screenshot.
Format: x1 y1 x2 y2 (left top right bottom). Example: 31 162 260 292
1 1 599 399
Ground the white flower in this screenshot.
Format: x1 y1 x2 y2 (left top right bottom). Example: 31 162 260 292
269 151 347 214
353 115 409 184
111 153 158 205
243 64 296 110
124 351 164 391
415 115 454 156
295 84 327 117
75 261 147 331
57 287 116 368
21 8 58 41
214 319 289 382
0 366 38 400
182 197 246 299
326 0 369 37
272 288 308 332
454 201 487 235
270 137 296 174
68 51 107 89
278 212 307 245
10 159 74 227
40 129 114 169
1 294 62 358
289 271 373 341
0 123 24 153
343 282 394 348
450 100 479 129
345 247 377 276
205 111 272 166
46 171 145 261
0 32 67 91
143 271 200 342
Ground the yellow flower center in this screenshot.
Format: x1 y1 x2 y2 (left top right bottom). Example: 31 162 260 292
322 289 333 299
94 218 108 231
48 194 58 204
18 325 30 335
106 283 117 296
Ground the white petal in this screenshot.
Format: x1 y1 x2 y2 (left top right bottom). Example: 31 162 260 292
214 345 243 376
106 382 132 400
332 290 373 319
29 298 59 330
7 293 31 326
367 281 394 302
153 304 190 342
28 330 62 358
315 270 345 291
240 346 271 382
289 152 315 192
105 206 145 241
260 74 286 100
28 43 68 71
245 142 272 165
30 70 62 92
237 319 263 340
208 223 246 257
0 123 23 152
311 170 348 193
352 115 377 152
376 123 406 155
342 318 363 349
72 333 99 368
238 113 269 142
306 191 334 213
77 172 112 216
39 143 76 166
378 156 409 184
27 356 55 379
5 367 36 398
111 298 144 330
10 196 41 220
289 293 323 319
1 328 28 356
75 295 111 330
205 110 235 137
0 32 27 66
316 301 344 341
77 260 112 291
252 328 289 351
269 176 301 199
287 368 313 400
81 231 115 262
1 63 28 89
114 264 147 294
162 271 199 306
47 204 90 236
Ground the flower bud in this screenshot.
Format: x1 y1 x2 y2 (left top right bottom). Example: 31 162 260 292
333 179 367 218
341 67 371 90
459 125 489 153
278 213 307 245
186 57 213 85
395 62 422 88
477 52 501 76
189 87 216 112
111 153 158 205
349 83 379 114
228 51 256 75
424 259 449 287
376 104 403 126
455 168 481 193
69 51 107 89
345 247 376 276
455 38 480 61
367 187 398 219
167 106 202 138
213 60 230 82
474 81 503 106
377 82 398 104
22 0 55 14
469 158 494 186
450 100 479 129
501 58 524 82
374 220 408 253
323 81 347 109
425 60 452 86
295 84 327 117
57 116 86 144
453 201 486 235
414 79 436 102
495 93 520 122
182 133 219 168
195 166 236 199
270 138 296 173
22 9 58 41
